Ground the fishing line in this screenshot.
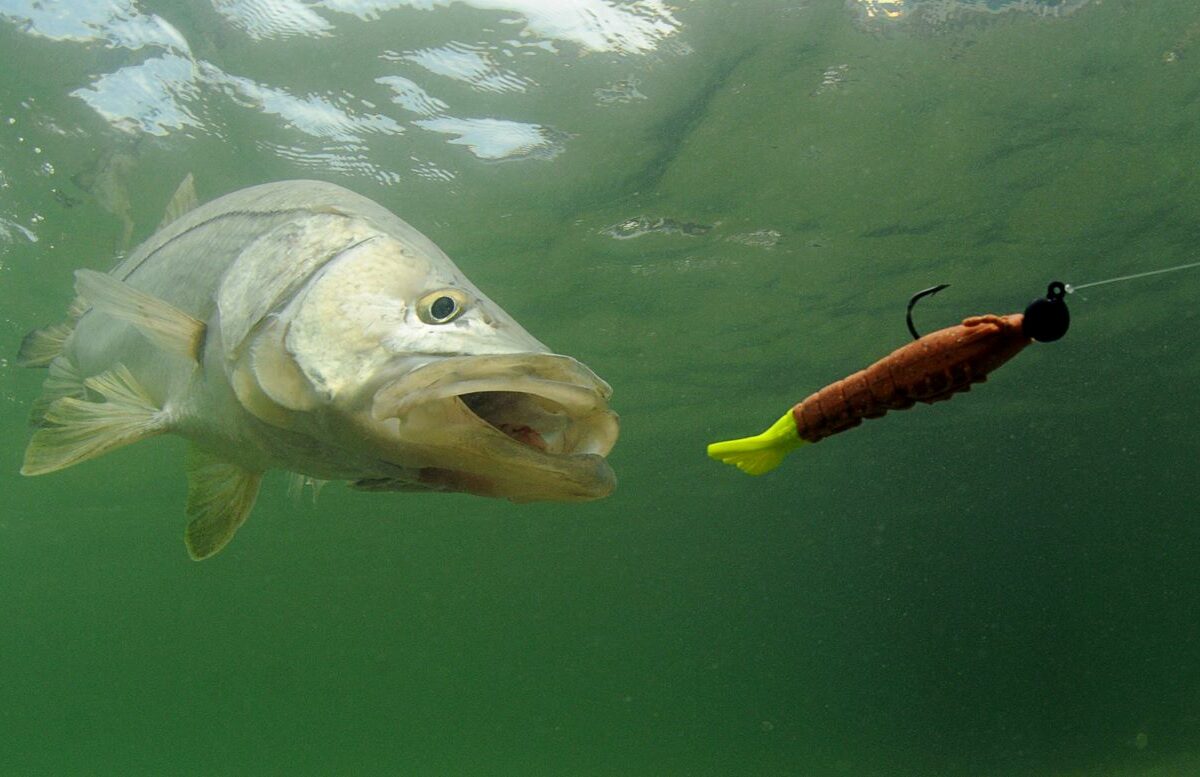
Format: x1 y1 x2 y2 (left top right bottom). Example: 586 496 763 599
1065 259 1200 293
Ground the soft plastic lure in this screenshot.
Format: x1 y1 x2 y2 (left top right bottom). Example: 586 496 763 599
707 282 1071 475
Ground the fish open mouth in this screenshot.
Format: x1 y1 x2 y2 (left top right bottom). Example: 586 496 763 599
457 389 614 455
372 353 618 460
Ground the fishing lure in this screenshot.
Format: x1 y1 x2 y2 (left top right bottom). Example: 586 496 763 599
706 282 1071 475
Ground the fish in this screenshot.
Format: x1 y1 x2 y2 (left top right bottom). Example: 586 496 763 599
17 178 619 560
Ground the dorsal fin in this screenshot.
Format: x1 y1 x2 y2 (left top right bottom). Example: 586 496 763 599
158 173 198 230
75 269 206 362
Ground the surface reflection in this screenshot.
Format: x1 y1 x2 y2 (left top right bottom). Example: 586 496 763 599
0 0 683 187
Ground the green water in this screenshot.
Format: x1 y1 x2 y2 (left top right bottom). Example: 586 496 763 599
2 1 1199 774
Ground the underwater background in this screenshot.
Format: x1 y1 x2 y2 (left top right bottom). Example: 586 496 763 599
2 0 1199 774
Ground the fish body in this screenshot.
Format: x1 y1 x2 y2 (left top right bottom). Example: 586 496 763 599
20 179 618 558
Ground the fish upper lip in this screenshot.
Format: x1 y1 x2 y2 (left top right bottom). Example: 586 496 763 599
370 352 617 458
372 353 610 417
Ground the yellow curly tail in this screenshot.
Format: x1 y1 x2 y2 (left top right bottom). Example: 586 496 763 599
706 411 805 475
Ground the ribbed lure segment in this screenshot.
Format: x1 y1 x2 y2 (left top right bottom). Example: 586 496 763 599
792 314 1030 443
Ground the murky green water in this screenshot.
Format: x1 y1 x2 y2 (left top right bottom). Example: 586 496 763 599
2 1 1199 774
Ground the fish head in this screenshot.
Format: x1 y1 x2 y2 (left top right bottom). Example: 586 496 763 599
234 225 618 501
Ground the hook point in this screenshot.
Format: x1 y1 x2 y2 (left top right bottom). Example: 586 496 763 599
906 283 950 339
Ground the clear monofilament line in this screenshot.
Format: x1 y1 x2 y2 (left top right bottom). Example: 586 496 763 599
1066 260 1200 293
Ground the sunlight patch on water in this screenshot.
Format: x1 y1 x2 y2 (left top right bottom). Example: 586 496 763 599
257 141 404 185
0 215 38 245
1 0 684 184
0 0 190 52
216 69 406 142
408 157 457 181
72 53 204 137
848 0 1095 30
412 116 565 160
375 76 450 117
388 43 535 94
318 0 679 53
212 0 334 40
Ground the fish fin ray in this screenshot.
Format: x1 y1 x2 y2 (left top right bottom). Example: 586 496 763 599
17 295 89 368
17 322 75 367
29 357 86 426
350 477 434 493
158 173 198 230
184 447 262 561
21 364 167 475
286 472 328 504
75 269 206 362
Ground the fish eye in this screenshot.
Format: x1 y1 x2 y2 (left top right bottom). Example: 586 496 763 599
418 289 468 324
431 296 455 320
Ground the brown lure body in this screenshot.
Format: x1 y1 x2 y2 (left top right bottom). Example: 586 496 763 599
792 313 1030 443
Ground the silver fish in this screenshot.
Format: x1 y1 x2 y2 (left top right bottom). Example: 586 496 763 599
18 178 618 559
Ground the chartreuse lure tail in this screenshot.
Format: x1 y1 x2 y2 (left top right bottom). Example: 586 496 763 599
706 411 805 475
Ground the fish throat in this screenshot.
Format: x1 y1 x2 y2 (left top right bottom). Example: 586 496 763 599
459 390 563 453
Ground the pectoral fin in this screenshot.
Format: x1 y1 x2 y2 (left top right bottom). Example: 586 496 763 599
229 316 322 428
22 364 167 475
75 269 206 362
249 316 321 411
184 446 262 561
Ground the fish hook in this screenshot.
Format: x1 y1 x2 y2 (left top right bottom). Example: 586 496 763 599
905 283 950 340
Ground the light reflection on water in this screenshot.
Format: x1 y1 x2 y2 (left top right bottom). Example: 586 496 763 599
0 0 1090 235
0 0 683 193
